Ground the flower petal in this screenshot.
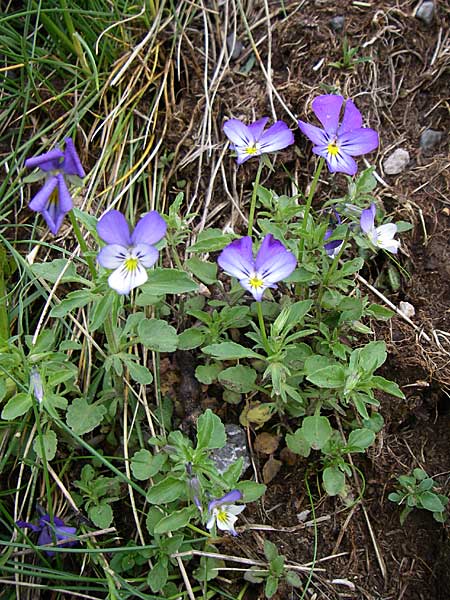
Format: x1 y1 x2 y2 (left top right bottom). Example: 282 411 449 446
298 120 328 146
218 237 254 280
208 489 243 512
255 234 297 284
62 138 86 177
131 211 167 245
338 99 362 134
247 117 269 140
223 119 254 148
55 525 77 543
375 223 399 253
311 95 344 134
97 244 128 269
56 173 73 213
325 150 358 176
339 128 379 156
29 176 58 212
16 520 41 533
25 148 64 172
133 243 159 268
108 261 148 295
239 277 270 302
215 511 239 534
258 121 294 153
37 527 53 547
360 204 376 233
225 504 246 516
97 210 132 246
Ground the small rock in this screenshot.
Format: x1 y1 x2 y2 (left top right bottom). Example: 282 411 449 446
420 129 444 153
329 16 345 32
226 33 243 61
383 148 410 175
210 424 250 474
415 2 435 26
399 301 415 319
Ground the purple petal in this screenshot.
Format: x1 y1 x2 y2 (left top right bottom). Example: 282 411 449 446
325 150 358 176
311 95 344 134
338 100 362 134
298 120 328 146
208 489 243 512
223 119 254 147
97 210 132 246
133 243 159 268
258 121 294 153
218 237 254 280
239 277 271 302
360 204 376 233
339 128 379 156
97 244 128 269
131 211 167 245
235 152 254 165
56 173 73 213
37 528 53 547
55 525 77 543
29 176 58 212
25 148 64 172
247 117 269 140
255 234 297 284
39 174 72 234
16 520 42 533
62 138 85 177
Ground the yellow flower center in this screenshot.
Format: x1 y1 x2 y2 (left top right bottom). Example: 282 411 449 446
327 141 339 156
245 145 258 155
124 257 139 272
216 509 229 524
249 274 264 289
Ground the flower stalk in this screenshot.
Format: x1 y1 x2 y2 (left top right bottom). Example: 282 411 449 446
247 159 264 237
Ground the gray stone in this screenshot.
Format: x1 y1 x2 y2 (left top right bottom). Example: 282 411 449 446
226 33 243 61
210 424 250 474
383 148 410 175
416 2 435 26
329 16 345 32
420 129 444 152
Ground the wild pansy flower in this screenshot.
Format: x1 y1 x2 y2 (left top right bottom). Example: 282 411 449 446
218 234 296 302
223 117 294 164
206 490 245 536
25 138 85 235
97 209 166 295
360 203 400 254
324 211 344 258
298 95 378 176
17 512 77 556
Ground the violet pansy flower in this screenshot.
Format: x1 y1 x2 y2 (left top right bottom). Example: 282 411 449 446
218 234 296 302
17 513 77 556
298 95 378 176
206 490 245 536
25 138 85 235
223 117 294 164
97 209 166 295
324 211 344 258
360 203 400 254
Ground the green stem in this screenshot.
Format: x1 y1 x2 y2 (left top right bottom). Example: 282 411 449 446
316 229 349 319
247 160 264 237
300 472 317 600
256 302 270 354
299 157 325 261
0 246 9 340
68 210 96 279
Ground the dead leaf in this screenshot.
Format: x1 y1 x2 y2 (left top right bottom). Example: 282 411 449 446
254 432 280 454
262 456 282 484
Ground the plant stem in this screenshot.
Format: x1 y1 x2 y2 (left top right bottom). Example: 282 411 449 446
68 210 97 279
0 246 9 340
247 160 264 237
299 157 325 261
257 302 270 354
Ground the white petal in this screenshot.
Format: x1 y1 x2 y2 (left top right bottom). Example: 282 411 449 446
225 504 246 516
216 512 238 533
206 513 216 530
108 262 148 295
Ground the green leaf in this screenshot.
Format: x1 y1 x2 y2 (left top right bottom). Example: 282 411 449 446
33 429 57 461
196 409 226 450
323 466 345 496
186 257 217 284
187 229 233 253
301 415 332 450
396 220 413 233
31 259 85 284
286 429 311 457
365 303 394 320
264 540 279 562
202 342 262 360
357 341 386 372
306 364 346 389
193 549 225 582
195 363 222 385
50 290 95 317
218 365 257 394
89 292 115 331
265 575 279 599
147 476 186 504
337 257 364 277
237 481 266 502
347 428 375 451
419 491 446 513
130 449 167 481
178 328 205 350
371 376 404 398
285 570 302 587
154 506 195 534
89 503 113 528
1 393 32 420
126 361 153 385
147 559 168 593
388 492 402 503
138 319 178 352
140 268 198 295
66 397 107 435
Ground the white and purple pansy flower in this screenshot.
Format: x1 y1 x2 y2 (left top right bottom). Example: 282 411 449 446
206 490 245 536
223 117 294 165
298 94 379 176
360 203 400 254
25 138 86 235
218 234 297 302
17 513 77 557
97 209 167 295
